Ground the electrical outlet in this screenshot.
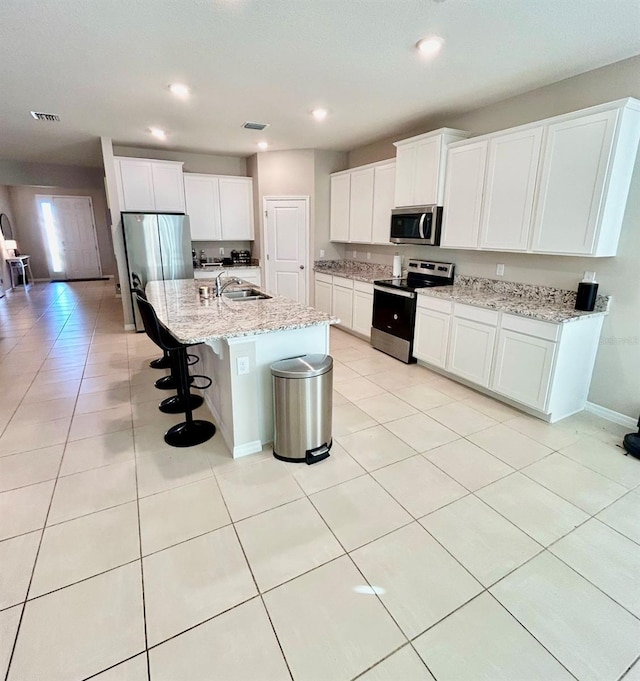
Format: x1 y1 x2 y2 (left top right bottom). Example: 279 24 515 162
496 263 505 276
367 252 371 260
236 356 250 375
583 271 596 282
352 250 357 259
319 249 325 258
219 247 225 256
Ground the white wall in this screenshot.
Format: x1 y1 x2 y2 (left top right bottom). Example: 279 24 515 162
8 185 115 280
0 185 16 292
0 160 116 282
344 55 640 419
252 149 316 263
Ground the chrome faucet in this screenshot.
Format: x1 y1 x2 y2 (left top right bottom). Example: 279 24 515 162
214 271 241 297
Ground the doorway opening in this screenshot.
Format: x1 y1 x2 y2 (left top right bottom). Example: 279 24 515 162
36 195 103 280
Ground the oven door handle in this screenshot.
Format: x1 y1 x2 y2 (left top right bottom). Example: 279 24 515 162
374 285 415 299
418 213 426 239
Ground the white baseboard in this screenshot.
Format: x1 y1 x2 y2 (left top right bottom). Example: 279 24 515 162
585 402 637 429
232 440 263 458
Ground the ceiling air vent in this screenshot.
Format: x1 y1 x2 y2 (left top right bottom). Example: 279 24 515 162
242 121 269 131
30 111 61 122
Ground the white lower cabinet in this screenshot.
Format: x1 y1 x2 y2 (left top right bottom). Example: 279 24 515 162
414 297 451 368
492 329 555 410
314 273 333 314
315 274 373 338
447 305 498 387
414 298 604 421
352 281 374 337
332 277 354 329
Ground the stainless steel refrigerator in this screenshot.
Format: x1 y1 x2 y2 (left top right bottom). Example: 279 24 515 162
122 212 193 331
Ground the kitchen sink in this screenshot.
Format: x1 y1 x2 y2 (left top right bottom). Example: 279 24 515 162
223 288 272 301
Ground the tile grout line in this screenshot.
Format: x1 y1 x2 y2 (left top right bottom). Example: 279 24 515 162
3 289 86 681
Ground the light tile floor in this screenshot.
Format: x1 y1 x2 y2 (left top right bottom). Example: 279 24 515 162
0 281 639 681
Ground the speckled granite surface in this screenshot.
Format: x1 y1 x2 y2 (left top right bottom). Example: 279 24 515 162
314 261 609 324
314 260 393 282
146 278 337 344
418 276 610 324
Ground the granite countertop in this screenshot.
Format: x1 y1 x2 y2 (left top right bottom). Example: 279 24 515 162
314 261 609 324
313 259 393 283
146 278 337 344
418 275 610 324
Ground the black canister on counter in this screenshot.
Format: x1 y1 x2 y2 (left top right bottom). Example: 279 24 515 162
575 281 599 311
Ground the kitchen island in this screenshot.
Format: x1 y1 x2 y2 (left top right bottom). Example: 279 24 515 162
146 278 337 457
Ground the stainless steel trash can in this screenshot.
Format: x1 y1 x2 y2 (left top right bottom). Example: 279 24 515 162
271 354 333 464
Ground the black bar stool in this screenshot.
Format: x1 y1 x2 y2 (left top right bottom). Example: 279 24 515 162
134 293 215 446
132 273 173 371
133 287 196 393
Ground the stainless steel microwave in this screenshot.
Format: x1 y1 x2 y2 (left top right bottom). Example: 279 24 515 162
390 205 442 245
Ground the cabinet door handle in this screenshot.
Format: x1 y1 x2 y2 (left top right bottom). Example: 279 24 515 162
300 265 305 270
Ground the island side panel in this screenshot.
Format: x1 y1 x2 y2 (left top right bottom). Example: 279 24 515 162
254 324 331 448
197 324 330 459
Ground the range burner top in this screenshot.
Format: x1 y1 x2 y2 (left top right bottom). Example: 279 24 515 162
373 278 443 292
374 259 455 293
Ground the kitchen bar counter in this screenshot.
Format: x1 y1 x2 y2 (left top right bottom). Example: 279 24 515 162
146 278 337 344
417 275 610 324
145 278 336 458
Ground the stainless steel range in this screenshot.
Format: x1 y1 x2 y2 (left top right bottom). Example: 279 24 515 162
371 259 455 363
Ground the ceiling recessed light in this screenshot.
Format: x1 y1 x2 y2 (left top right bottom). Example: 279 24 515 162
169 83 190 98
416 36 444 57
257 141 269 150
311 108 328 121
149 127 167 140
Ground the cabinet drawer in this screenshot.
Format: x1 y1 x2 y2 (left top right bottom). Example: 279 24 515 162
353 280 373 294
453 303 499 326
332 276 354 290
315 272 333 285
417 295 452 314
501 313 559 342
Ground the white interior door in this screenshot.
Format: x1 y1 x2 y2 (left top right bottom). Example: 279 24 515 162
265 198 308 303
37 196 102 279
50 197 102 279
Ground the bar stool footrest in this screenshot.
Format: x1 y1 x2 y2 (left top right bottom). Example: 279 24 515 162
149 355 171 370
155 374 195 390
159 394 204 414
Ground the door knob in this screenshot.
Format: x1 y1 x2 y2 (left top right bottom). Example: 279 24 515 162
300 265 304 270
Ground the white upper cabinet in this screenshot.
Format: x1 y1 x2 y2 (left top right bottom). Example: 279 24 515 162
218 177 254 240
348 168 375 243
371 162 395 244
183 174 222 241
115 157 185 213
480 126 543 251
440 98 640 257
330 173 351 242
151 163 187 213
330 160 396 244
184 174 254 241
441 140 488 249
530 105 639 256
393 128 470 207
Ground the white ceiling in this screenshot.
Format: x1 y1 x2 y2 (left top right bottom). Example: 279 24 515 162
0 0 638 167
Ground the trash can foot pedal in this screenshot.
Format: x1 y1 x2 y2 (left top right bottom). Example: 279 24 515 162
274 440 332 465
